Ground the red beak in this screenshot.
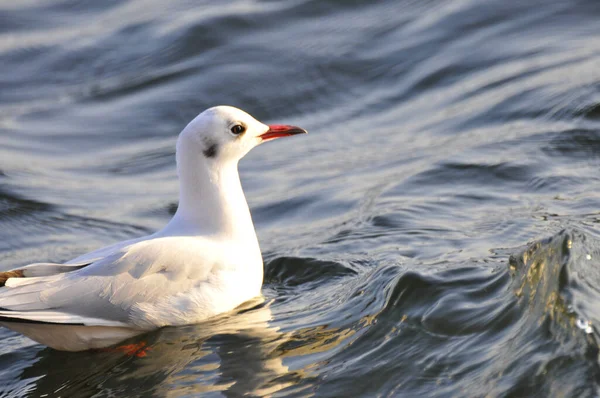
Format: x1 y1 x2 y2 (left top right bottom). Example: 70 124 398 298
260 124 307 142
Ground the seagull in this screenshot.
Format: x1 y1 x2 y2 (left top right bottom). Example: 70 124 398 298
0 106 306 351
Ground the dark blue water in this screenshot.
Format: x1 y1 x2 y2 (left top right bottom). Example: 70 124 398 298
1 0 600 396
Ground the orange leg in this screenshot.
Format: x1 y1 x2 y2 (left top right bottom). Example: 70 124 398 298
99 341 151 357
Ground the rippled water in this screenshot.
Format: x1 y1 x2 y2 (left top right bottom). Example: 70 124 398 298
1 0 600 396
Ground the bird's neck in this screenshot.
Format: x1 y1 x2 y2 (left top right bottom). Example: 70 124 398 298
163 148 258 245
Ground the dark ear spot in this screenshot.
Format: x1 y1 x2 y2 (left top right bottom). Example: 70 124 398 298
203 141 218 158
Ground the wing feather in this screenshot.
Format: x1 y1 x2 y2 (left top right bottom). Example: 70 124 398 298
0 260 96 287
0 310 128 327
0 236 221 328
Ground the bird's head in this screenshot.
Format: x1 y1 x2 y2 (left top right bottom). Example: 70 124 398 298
178 106 307 164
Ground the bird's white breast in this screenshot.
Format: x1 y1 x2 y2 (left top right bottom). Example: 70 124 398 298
124 238 264 329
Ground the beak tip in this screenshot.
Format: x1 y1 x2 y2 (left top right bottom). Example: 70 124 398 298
261 124 308 141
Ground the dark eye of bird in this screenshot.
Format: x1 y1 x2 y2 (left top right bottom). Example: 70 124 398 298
231 125 246 135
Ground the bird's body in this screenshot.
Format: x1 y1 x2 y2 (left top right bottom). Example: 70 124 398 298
0 106 306 351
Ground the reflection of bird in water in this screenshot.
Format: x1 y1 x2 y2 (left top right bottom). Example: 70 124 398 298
7 292 360 397
0 106 306 351
12 300 296 397
129 299 298 397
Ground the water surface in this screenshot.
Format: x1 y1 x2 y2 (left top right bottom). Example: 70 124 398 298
1 0 600 396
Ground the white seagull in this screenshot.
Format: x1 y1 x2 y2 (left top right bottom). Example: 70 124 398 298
0 106 306 351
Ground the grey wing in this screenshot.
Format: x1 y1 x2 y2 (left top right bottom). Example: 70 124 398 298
0 236 216 328
0 260 99 286
0 256 132 326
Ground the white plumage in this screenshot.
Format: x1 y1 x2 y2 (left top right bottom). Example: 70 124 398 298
0 106 306 351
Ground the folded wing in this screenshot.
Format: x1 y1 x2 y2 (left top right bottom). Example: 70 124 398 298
0 236 220 329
